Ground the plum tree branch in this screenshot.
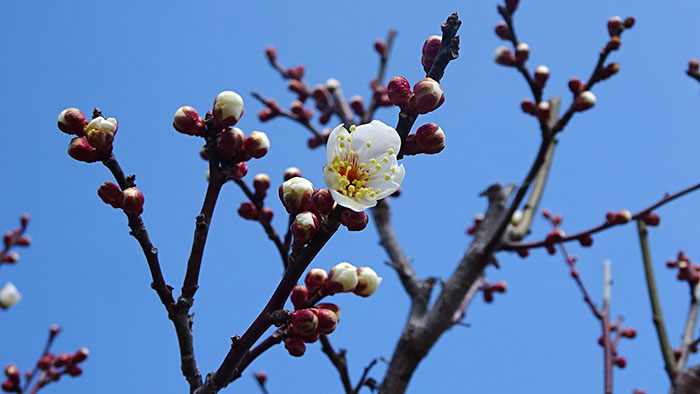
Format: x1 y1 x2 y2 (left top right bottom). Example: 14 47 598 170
320 335 354 394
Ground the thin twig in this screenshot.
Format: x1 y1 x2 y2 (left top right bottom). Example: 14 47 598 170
602 260 613 394
320 335 354 394
251 92 323 138
558 243 602 319
636 220 676 382
362 30 397 124
354 359 378 394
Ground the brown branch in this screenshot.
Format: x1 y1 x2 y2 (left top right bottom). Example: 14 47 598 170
354 359 378 394
232 178 287 268
637 220 676 383
251 92 322 138
362 30 398 125
320 335 354 394
602 261 613 394
195 208 343 394
558 242 602 319
504 181 700 251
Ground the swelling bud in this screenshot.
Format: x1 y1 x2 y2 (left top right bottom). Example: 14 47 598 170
387 76 412 107
290 211 319 244
173 106 205 136
0 283 21 309
68 137 100 163
242 131 270 159
57 108 87 136
421 35 442 72
84 116 118 151
279 177 314 214
354 267 382 297
120 187 145 215
409 78 445 114
213 90 244 127
327 262 358 293
415 123 445 154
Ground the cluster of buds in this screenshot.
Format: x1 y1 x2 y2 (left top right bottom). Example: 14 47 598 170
219 128 270 163
264 47 306 80
607 16 635 38
2 326 88 393
674 344 699 362
97 182 145 215
403 123 446 156
493 43 530 67
596 323 636 369
386 76 445 114
283 303 341 357
604 209 633 225
236 172 275 225
480 279 507 303
58 108 117 163
1 214 31 266
666 251 700 286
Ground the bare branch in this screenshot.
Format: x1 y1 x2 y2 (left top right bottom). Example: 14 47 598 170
320 335 354 394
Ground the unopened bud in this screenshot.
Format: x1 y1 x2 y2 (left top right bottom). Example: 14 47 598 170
242 131 270 159
387 76 412 107
606 37 622 52
421 35 442 72
1 380 17 392
57 108 88 136
327 262 358 293
288 80 309 101
515 42 529 64
305 268 327 294
84 116 118 151
265 46 277 62
237 202 258 221
374 39 387 56
573 91 596 111
0 283 21 309
643 213 660 226
284 337 306 357
1 252 18 264
608 16 623 37
315 303 341 321
354 267 382 297
4 365 19 383
290 285 308 309
287 64 305 80
213 91 244 128
614 357 627 368
291 309 318 333
517 248 530 258
494 22 510 40
120 187 145 215
67 365 82 377
505 0 519 13
254 371 267 386
521 99 537 115
568 77 583 95
284 167 302 181
279 177 314 214
14 236 30 247
54 353 73 368
536 101 551 122
409 78 445 114
37 354 53 370
534 65 549 88
311 189 334 217
68 137 99 163
415 123 445 154
291 211 319 244
312 85 330 106
350 96 365 117
253 173 271 197
621 328 637 339
49 324 61 338
600 63 620 80
218 127 245 157
341 210 368 231
316 308 339 334
229 162 248 180
173 106 205 136
20 214 30 228
494 46 515 66
490 281 507 293
615 209 632 224
689 59 699 73
578 234 593 247
98 182 122 209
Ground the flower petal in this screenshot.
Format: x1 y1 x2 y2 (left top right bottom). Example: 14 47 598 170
329 189 376 211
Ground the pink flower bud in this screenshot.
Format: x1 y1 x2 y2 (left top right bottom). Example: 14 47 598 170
288 80 309 100
614 209 632 224
291 309 318 333
287 64 305 80
421 35 442 72
534 65 549 88
57 108 87 136
494 46 516 66
415 123 445 154
120 187 145 215
327 262 358 293
237 202 258 221
257 207 273 224
14 236 30 247
316 308 339 334
290 285 308 310
242 131 270 159
311 189 334 217
350 96 365 117
514 42 529 64
84 116 118 151
490 281 507 293
1 253 18 264
258 108 274 122
409 78 445 114
213 91 244 128
354 267 382 297
568 78 583 95
253 173 271 196
387 76 412 107
291 211 319 244
265 46 277 62
315 303 341 321
20 214 30 228
283 167 302 181
68 137 99 163
494 22 510 40
573 91 596 111
73 347 89 363
621 328 637 338
284 337 306 357
173 106 205 136
403 134 420 156
521 99 537 115
374 39 387 56
340 210 368 231
305 268 327 294
229 162 248 180
279 177 314 214
218 127 245 157
312 85 330 106
97 181 122 208
607 16 623 37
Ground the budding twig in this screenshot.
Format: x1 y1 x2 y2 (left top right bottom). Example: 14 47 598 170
362 29 398 124
251 92 323 138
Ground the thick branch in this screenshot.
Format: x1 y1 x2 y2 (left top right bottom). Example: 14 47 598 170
637 220 676 383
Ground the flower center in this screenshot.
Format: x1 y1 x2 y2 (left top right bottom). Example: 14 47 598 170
329 152 378 198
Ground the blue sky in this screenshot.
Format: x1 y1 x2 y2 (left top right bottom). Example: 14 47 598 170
2 1 700 393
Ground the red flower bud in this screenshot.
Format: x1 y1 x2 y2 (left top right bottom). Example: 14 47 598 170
605 37 622 52
607 16 623 37
643 213 660 226
409 78 445 114
505 0 519 13
568 78 583 95
521 99 537 115
387 76 412 107
689 59 699 73
517 248 530 258
341 210 368 231
120 187 145 215
37 354 54 370
67 365 82 377
73 347 89 363
291 309 318 334
218 127 245 158
242 131 270 159
291 212 319 244
514 42 529 64
173 106 205 136
254 371 267 386
57 108 88 136
316 308 339 334
68 137 100 163
415 123 445 154
290 285 308 310
614 357 627 368
253 173 271 196
621 328 637 338
229 162 248 180
311 189 335 217
624 17 635 28
573 91 596 112
98 182 122 209
237 202 258 221
1 380 17 393
494 22 510 40
421 35 442 72
494 46 516 66
403 134 420 156
315 303 341 321
534 65 549 89
374 39 387 56
258 207 273 225
288 80 309 101
4 365 19 383
305 268 327 294
54 353 73 368
265 46 277 62
578 234 593 247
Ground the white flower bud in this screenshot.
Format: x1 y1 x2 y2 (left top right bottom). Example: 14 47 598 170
279 177 314 214
0 282 21 309
84 116 118 151
213 91 244 127
327 262 358 293
354 267 382 297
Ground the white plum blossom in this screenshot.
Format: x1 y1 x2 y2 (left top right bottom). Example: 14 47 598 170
0 282 21 309
323 120 405 212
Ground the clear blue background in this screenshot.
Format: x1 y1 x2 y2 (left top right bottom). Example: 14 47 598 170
1 1 700 393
